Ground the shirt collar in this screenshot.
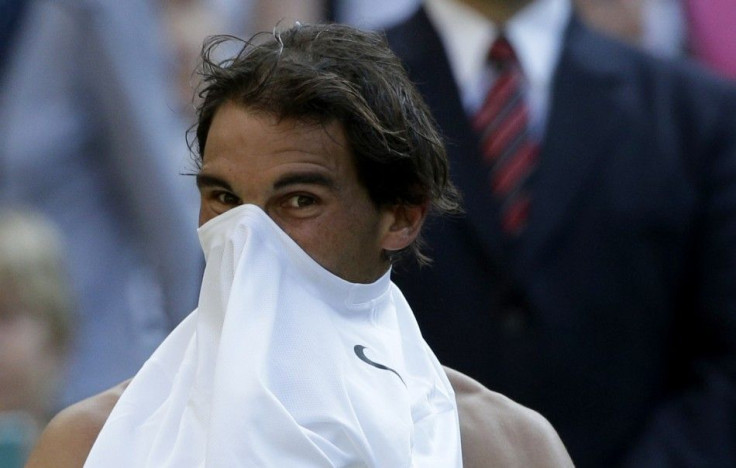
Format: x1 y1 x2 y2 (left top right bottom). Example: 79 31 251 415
425 0 572 113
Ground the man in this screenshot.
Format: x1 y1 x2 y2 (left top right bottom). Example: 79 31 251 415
385 0 736 466
26 23 572 467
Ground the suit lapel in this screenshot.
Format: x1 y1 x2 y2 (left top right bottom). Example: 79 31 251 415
523 17 631 263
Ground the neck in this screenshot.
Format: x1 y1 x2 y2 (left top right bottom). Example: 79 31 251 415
456 0 533 24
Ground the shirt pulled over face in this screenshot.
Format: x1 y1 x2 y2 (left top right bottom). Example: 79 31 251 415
85 204 461 467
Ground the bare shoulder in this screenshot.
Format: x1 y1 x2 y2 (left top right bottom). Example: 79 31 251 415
25 380 130 468
444 367 574 468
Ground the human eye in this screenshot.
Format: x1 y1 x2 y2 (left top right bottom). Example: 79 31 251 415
215 191 241 206
283 194 317 209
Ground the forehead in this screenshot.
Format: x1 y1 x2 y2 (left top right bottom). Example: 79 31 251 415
203 102 352 173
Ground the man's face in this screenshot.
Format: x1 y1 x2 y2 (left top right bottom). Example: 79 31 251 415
197 101 396 284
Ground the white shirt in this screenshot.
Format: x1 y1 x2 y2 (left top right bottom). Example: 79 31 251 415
85 205 461 467
424 0 572 138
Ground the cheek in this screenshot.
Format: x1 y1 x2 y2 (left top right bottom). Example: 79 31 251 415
273 194 387 282
278 216 346 270
282 217 335 256
303 209 384 280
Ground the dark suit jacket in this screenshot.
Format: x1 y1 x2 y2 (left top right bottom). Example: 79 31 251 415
386 8 736 468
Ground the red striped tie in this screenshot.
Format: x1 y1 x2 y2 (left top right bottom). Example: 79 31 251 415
473 36 539 235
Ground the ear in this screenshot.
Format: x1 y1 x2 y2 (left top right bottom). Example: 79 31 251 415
380 202 429 252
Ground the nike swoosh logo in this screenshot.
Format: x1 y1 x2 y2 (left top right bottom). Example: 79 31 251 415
354 345 405 386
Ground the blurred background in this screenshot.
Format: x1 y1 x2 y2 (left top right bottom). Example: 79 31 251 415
1 0 734 467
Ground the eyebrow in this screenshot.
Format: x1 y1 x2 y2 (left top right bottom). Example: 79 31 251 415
272 172 336 191
195 174 234 192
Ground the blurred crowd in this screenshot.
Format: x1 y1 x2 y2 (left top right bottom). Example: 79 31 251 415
1 0 734 467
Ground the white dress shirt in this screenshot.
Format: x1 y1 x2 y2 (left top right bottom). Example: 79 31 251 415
424 0 571 138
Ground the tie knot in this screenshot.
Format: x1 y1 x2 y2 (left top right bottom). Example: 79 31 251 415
489 36 517 66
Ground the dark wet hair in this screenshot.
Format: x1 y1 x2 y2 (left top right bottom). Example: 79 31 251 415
190 22 461 264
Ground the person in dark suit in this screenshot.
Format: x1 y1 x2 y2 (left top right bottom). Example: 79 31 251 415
385 0 736 466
